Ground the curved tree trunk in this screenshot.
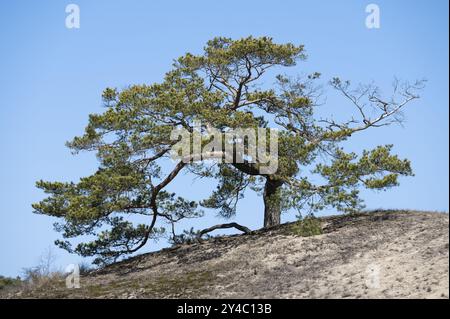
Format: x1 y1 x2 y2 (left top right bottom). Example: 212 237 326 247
263 178 284 228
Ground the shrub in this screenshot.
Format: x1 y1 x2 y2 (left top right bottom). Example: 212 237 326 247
0 275 21 290
290 217 323 237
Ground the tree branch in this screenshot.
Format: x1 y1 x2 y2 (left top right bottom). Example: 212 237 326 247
198 222 251 238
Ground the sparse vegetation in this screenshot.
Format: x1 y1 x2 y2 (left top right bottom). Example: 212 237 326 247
21 267 64 291
289 217 323 237
1 211 448 299
0 276 21 290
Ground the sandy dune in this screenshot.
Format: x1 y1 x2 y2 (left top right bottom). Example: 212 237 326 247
4 210 449 299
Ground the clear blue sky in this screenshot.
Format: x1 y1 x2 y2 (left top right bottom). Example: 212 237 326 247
0 0 448 277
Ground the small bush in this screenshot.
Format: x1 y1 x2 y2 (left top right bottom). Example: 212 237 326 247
22 267 64 287
21 247 64 288
290 217 323 237
0 275 21 290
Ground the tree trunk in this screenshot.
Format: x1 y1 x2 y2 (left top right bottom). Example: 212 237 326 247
263 178 284 228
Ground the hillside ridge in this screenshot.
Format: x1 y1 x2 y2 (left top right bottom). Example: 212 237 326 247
4 210 449 299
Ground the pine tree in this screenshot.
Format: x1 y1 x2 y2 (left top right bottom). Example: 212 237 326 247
33 37 424 264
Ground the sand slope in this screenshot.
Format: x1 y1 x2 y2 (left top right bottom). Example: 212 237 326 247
4 210 449 299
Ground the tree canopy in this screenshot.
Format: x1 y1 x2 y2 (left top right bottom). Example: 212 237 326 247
33 36 424 265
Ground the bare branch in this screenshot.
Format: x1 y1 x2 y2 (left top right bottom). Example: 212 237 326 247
326 77 426 135
198 222 251 238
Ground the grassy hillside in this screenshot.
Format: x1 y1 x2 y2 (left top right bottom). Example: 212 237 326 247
2 210 449 299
